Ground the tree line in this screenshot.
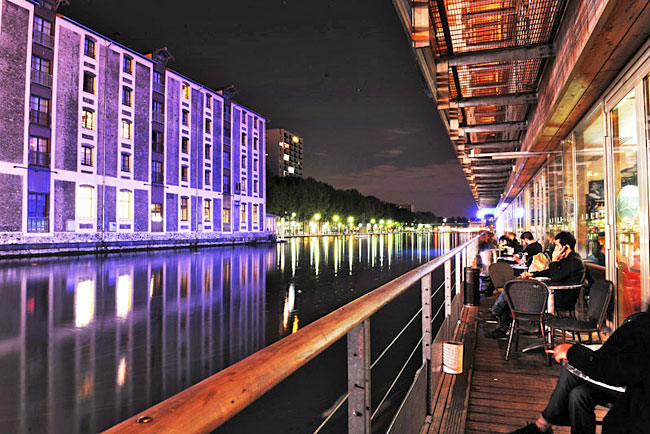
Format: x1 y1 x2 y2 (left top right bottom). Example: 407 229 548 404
266 175 468 224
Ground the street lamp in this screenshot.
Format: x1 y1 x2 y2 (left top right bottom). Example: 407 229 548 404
347 216 354 234
333 214 340 234
313 213 321 235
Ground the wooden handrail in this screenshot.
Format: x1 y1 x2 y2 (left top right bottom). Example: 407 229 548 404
105 235 479 433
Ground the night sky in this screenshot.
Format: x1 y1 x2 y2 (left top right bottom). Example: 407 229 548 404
61 0 477 218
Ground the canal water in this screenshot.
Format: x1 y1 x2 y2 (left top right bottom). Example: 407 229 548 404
0 232 469 434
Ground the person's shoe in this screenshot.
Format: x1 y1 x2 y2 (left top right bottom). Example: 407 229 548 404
486 329 508 340
509 422 553 433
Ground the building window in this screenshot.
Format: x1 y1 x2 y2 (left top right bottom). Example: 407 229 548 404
152 100 164 122
123 56 133 74
77 186 94 219
84 37 96 58
205 170 211 186
253 180 258 194
82 109 95 130
241 132 247 146
181 166 188 182
223 208 230 224
121 120 132 139
151 203 163 222
242 156 247 169
83 72 95 94
241 203 247 224
180 197 189 221
81 145 93 166
29 136 50 166
152 160 163 183
253 137 258 150
254 117 258 129
181 137 189 154
121 153 131 172
254 158 258 171
31 56 52 86
182 83 190 99
223 175 230 193
153 71 164 93
204 200 211 222
223 150 230 166
118 190 132 220
182 110 189 127
205 119 211 133
205 144 211 159
33 16 53 47
122 87 132 107
224 103 231 119
206 95 212 109
30 95 50 126
224 126 231 139
241 179 247 193
27 193 49 232
253 205 259 224
152 130 164 153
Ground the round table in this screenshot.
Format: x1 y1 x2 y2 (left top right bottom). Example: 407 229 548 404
546 283 583 315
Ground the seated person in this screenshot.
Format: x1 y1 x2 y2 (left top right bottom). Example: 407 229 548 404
507 232 523 253
510 309 650 433
515 231 543 268
488 232 584 339
521 231 585 284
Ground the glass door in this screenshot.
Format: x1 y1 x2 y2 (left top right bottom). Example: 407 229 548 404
610 89 642 322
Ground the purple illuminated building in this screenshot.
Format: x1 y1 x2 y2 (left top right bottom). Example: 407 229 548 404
0 0 269 254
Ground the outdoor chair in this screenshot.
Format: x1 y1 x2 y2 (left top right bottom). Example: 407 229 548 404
489 262 515 292
547 279 613 345
503 279 551 364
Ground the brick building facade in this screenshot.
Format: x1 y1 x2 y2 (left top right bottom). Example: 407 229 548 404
0 0 268 250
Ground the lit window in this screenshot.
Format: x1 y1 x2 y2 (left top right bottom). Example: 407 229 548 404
206 95 212 109
180 197 189 221
181 166 188 182
121 153 131 172
205 119 211 133
204 200 211 222
81 145 93 166
253 205 259 224
118 190 132 220
223 208 231 224
77 185 94 219
241 179 247 193
181 137 189 153
288 166 295 174
121 120 132 139
283 154 290 161
151 203 163 222
83 72 95 94
84 37 96 58
82 109 95 130
182 110 189 126
242 156 247 169
205 170 211 186
241 203 247 223
182 83 190 99
254 159 258 171
122 87 132 107
123 56 133 74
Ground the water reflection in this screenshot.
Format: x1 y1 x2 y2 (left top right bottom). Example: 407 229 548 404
0 232 465 433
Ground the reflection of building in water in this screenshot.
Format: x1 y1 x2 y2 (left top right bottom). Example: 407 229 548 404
0 246 272 433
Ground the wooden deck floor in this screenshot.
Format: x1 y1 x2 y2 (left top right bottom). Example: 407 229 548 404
465 294 605 434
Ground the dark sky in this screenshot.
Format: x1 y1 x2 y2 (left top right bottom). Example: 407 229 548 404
61 0 477 217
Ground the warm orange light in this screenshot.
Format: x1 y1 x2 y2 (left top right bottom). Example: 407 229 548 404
291 136 299 143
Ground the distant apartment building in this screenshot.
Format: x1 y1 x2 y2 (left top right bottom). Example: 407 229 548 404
0 0 268 248
266 128 303 177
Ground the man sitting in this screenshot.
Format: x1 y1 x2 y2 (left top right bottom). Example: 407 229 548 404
510 309 650 433
515 231 543 268
488 232 585 339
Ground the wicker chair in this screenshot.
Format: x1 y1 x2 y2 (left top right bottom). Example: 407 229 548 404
489 262 515 291
547 280 613 345
503 279 551 364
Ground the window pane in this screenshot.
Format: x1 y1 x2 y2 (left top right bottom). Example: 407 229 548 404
575 106 605 263
611 89 641 321
77 186 94 219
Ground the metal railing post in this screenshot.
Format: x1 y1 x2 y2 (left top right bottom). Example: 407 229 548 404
421 273 433 422
444 259 452 317
455 252 461 295
348 319 371 434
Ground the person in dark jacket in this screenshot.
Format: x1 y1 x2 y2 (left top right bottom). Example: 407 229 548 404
510 309 650 433
515 231 543 267
521 231 585 284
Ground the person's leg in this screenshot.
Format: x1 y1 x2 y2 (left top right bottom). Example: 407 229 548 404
495 305 511 333
541 364 584 427
492 291 508 314
567 386 623 434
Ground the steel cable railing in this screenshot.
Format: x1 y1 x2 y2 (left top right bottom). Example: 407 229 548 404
105 233 480 434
